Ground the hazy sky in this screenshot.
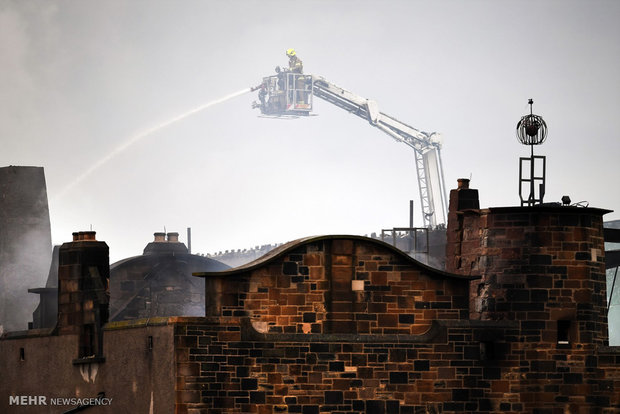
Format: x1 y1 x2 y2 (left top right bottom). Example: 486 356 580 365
1 0 619 263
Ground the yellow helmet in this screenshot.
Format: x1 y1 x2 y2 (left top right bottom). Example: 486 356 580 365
286 48 296 57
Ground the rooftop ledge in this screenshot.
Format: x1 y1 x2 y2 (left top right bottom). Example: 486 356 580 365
458 205 613 216
192 234 479 281
103 316 219 331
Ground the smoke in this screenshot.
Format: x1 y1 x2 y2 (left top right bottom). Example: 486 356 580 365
0 228 52 331
0 167 52 332
52 87 251 201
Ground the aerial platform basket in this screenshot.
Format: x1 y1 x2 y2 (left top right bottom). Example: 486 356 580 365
253 71 314 117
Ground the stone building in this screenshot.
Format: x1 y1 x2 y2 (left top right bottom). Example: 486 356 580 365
109 232 229 321
182 182 620 413
26 232 230 330
0 166 52 333
1 180 620 413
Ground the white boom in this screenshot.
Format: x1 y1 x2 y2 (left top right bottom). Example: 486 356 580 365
252 72 448 228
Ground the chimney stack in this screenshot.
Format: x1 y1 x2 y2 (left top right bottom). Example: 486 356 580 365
449 178 479 212
143 230 189 255
445 179 481 273
58 231 109 360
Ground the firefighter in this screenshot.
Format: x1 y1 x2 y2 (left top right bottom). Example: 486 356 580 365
286 48 303 73
286 49 306 105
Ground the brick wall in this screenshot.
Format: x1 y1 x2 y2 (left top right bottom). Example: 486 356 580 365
447 206 608 338
173 204 620 413
174 318 526 414
238 239 469 337
598 347 620 409
180 236 526 413
0 320 176 413
444 181 618 412
58 231 109 359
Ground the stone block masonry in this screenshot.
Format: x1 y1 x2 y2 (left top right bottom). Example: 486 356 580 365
4 176 620 413
444 180 620 413
173 317 522 414
173 179 620 413
238 239 469 337
186 236 486 413
58 231 109 360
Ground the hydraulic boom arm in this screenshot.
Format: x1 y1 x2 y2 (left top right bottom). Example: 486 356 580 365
311 76 448 227
252 70 448 228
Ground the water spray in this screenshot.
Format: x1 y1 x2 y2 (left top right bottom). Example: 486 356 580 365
53 88 251 201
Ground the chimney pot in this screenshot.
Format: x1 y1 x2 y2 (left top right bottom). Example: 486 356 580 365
457 178 470 189
167 232 179 243
82 231 97 241
72 232 80 242
154 232 166 243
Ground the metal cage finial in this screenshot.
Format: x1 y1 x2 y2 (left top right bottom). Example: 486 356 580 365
516 99 547 146
517 99 547 206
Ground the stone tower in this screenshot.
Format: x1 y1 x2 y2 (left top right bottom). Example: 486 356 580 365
446 179 609 347
0 166 52 332
445 179 613 411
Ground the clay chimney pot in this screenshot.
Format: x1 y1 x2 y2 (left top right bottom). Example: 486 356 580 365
82 231 97 241
457 178 470 190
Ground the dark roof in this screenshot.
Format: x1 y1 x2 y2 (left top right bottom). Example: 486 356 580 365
111 252 229 272
193 234 478 281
